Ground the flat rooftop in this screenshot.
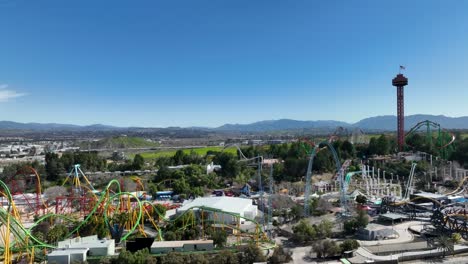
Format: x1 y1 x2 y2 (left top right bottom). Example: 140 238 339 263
48 248 88 256
178 196 254 215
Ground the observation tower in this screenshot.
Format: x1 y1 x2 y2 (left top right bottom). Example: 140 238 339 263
392 73 408 152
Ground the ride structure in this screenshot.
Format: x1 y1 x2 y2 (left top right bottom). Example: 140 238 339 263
5 166 46 216
0 161 268 263
303 140 348 216
405 120 456 159
330 127 368 144
0 174 272 263
392 73 408 152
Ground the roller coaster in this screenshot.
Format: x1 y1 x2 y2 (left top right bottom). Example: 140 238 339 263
331 127 368 144
379 175 468 240
431 206 468 239
405 120 456 159
0 165 271 263
302 139 348 216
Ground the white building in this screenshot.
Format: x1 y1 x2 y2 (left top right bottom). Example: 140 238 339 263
47 248 88 264
150 239 213 254
177 197 258 225
48 235 115 263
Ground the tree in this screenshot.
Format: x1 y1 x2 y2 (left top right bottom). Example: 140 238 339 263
163 231 177 241
376 135 390 155
160 252 188 264
355 195 367 205
212 152 246 179
173 178 190 196
45 152 65 181
268 246 292 264
292 220 316 244
152 203 167 222
436 235 454 257
283 158 307 181
80 215 109 239
114 248 156 264
451 233 462 244
189 254 209 264
367 137 378 156
451 138 468 167
31 221 51 241
340 239 360 253
311 239 340 259
272 163 285 182
212 250 239 264
132 154 145 170
340 140 355 159
356 209 369 229
210 230 228 248
316 220 333 239
239 243 267 264
343 219 358 235
47 224 69 244
290 205 303 222
313 150 334 174
344 209 368 235
172 150 187 165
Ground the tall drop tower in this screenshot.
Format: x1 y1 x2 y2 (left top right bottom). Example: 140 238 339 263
392 73 408 152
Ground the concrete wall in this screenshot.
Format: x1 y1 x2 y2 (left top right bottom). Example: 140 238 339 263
151 241 213 254
87 241 115 256
151 246 184 254
48 251 87 264
88 246 109 256
183 242 213 251
48 254 70 264
70 252 87 263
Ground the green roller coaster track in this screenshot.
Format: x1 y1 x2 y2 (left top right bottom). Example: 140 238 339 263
0 178 273 261
405 120 456 159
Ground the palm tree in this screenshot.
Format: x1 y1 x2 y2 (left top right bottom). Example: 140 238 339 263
436 235 454 257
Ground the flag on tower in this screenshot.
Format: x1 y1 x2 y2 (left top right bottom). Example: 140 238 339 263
400 65 406 70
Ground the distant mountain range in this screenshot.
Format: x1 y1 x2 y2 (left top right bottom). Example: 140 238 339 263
1 114 468 133
0 121 119 131
215 115 468 132
216 119 350 132
353 115 468 131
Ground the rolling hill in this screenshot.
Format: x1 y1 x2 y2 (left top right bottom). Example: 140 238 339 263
1 114 468 133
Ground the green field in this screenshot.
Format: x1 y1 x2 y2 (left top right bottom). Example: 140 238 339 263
81 136 159 149
133 146 238 160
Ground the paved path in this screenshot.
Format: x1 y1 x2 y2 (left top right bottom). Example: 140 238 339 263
402 253 468 264
350 245 468 263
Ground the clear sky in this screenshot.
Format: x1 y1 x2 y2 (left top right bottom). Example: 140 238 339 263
1 0 467 127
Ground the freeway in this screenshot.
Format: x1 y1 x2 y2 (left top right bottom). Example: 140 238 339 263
78 145 208 152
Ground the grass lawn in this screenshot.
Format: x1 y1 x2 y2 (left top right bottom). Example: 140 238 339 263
132 146 238 160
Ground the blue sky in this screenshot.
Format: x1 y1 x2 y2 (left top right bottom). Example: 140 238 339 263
1 0 467 127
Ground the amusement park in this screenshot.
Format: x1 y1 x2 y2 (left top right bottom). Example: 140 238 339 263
0 80 467 264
